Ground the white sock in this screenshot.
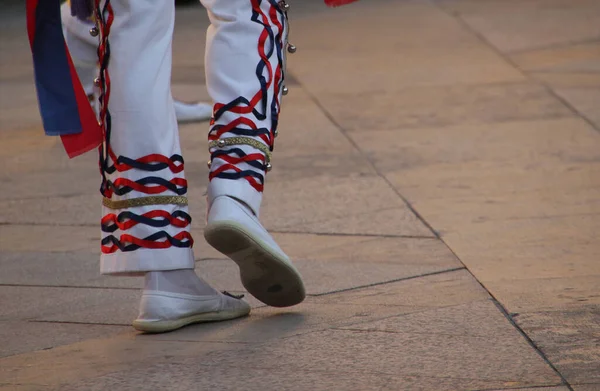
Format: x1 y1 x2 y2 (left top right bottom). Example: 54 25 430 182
144 269 218 296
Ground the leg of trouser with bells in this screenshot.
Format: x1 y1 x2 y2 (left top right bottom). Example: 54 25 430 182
97 0 249 333
201 0 305 307
61 1 212 122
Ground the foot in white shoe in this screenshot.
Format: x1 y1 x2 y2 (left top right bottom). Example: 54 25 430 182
204 196 306 308
133 290 250 333
132 270 250 333
174 100 213 123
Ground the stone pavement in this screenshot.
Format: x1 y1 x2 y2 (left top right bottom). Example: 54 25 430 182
1 0 599 389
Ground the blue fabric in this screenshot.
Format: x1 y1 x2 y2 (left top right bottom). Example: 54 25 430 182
32 0 83 136
70 0 94 21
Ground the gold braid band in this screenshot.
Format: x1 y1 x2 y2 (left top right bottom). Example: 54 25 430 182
102 196 188 210
208 137 272 164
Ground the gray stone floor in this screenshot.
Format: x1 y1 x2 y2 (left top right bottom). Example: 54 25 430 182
1 0 599 390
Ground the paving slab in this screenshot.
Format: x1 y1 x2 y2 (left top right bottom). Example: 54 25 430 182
509 42 600 73
553 87 600 130
573 385 600 391
199 258 461 297
485 388 568 391
440 214 600 283
0 335 232 387
291 0 523 94
350 117 599 174
0 234 454 301
321 82 573 133
145 300 417 344
0 234 456 290
0 184 206 226
261 174 432 236
49 327 561 391
0 225 100 253
341 299 516 339
0 321 127 359
312 269 486 309
484 276 600 314
515 308 600 385
0 171 430 237
510 41 600 131
531 71 600 89
0 286 139 324
0 268 523 391
439 0 600 53
384 159 600 213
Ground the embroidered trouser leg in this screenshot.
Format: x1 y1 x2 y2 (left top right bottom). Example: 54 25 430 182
201 0 289 216
99 0 194 275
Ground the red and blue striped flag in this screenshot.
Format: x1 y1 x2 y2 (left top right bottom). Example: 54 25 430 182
26 0 102 158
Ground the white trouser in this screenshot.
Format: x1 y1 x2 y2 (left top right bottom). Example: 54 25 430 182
98 0 288 275
61 2 98 95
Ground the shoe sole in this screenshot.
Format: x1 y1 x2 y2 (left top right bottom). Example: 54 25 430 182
204 220 306 307
132 306 250 333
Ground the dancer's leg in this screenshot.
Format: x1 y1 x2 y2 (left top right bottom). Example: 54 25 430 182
96 0 249 332
201 0 305 307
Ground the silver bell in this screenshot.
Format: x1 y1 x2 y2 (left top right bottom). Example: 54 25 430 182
287 44 297 54
207 160 212 168
266 162 273 172
282 86 289 96
89 26 99 37
93 77 101 87
217 139 226 148
274 129 279 138
279 1 290 11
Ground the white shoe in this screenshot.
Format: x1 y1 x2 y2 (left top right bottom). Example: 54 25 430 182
174 100 213 123
204 196 306 307
132 290 250 333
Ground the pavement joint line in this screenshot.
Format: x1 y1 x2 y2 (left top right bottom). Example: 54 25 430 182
490 298 575 390
138 338 251 345
539 85 600 135
310 267 466 297
0 222 97 227
28 320 130 327
415 220 575 389
0 193 94 202
469 384 567 391
530 69 600 75
333 326 533 341
297 80 442 240
502 36 600 55
0 222 438 239
429 4 591 389
0 283 140 291
268 230 437 239
499 210 600 223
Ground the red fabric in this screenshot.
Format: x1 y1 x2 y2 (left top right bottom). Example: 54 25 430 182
101 211 191 230
60 43 103 158
26 0 103 159
324 0 359 7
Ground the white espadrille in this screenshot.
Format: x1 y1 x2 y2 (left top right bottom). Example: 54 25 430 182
132 290 250 333
204 196 305 308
